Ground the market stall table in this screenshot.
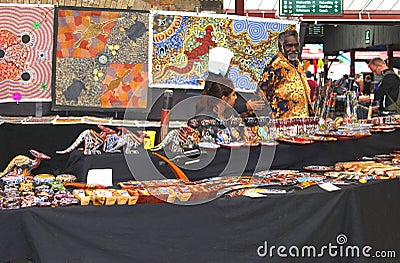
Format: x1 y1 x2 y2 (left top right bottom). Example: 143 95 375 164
62 130 400 182
1 123 400 262
1 179 399 263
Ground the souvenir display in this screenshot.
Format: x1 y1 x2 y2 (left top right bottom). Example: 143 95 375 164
34 174 55 184
257 125 276 144
64 182 108 190
56 124 117 155
0 116 29 124
51 116 85 124
216 128 232 145
229 126 242 142
276 136 314 145
72 189 91 206
55 174 77 183
0 175 79 210
2 147 400 209
2 175 25 185
370 125 396 133
0 150 51 178
104 128 147 154
82 116 113 125
243 126 259 146
274 117 319 137
151 126 200 153
306 135 337 142
303 165 335 172
22 116 58 124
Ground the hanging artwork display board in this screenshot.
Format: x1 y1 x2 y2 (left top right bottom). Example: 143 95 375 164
0 4 54 103
52 7 150 112
149 10 298 92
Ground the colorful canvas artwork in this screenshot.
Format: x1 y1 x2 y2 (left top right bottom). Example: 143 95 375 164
0 4 54 103
149 11 298 92
53 7 149 111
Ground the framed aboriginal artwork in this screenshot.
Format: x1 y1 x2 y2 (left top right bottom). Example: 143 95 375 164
52 7 150 112
0 4 54 103
149 11 298 92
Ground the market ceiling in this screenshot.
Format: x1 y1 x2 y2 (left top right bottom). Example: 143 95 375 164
223 0 400 21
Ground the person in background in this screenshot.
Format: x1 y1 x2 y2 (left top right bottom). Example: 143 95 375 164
359 58 400 113
305 70 319 101
336 74 349 94
258 29 312 119
362 75 373 96
333 79 346 95
353 73 364 94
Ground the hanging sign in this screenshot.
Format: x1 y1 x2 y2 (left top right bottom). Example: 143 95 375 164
280 0 343 15
365 29 371 44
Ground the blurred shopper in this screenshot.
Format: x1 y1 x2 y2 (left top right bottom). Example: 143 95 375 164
305 70 319 101
362 75 373 96
359 58 400 113
353 73 364 94
337 74 349 94
258 30 312 118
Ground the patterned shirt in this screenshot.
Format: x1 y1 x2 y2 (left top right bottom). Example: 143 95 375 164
259 52 311 119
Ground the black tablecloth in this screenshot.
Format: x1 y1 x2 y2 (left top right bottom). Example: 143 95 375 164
1 180 399 263
1 124 400 262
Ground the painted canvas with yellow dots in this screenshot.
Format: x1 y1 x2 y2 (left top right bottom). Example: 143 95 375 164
52 7 149 111
0 4 54 103
149 11 298 92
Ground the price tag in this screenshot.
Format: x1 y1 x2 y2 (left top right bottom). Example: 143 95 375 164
87 168 113 186
318 182 341 192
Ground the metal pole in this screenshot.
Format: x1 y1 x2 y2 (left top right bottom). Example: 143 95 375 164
235 0 244 16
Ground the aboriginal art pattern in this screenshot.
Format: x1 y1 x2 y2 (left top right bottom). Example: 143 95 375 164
53 7 149 110
0 5 54 102
149 11 298 92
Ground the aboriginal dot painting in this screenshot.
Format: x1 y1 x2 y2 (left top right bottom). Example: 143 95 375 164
149 11 298 92
0 4 54 103
53 7 149 111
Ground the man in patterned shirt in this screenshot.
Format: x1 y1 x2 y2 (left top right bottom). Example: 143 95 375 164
259 30 312 119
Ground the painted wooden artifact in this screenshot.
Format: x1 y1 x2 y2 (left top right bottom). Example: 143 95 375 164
0 149 51 177
104 127 147 154
56 124 116 155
